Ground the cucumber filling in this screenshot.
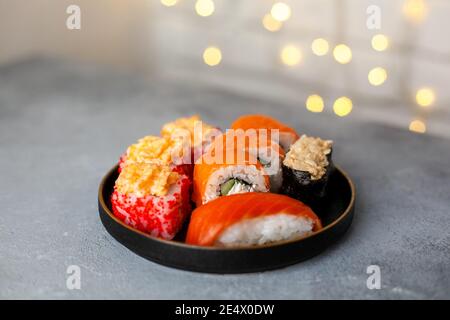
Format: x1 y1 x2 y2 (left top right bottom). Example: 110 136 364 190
220 179 253 196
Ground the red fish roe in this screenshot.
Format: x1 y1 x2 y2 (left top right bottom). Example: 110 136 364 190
111 174 191 240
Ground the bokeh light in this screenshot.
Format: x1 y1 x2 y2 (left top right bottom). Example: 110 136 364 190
333 97 353 117
262 13 282 32
203 47 222 66
271 2 291 22
368 67 387 86
195 0 215 17
280 45 302 66
306 95 325 113
161 0 178 7
415 87 435 107
333 44 352 64
409 119 427 133
403 0 428 23
371 34 389 52
311 38 329 56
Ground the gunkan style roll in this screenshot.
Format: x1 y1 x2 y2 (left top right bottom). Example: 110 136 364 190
281 135 334 207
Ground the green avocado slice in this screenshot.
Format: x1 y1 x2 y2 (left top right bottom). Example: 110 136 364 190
220 179 236 195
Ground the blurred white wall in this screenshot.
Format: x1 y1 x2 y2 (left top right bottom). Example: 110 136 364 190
0 0 152 70
0 0 449 137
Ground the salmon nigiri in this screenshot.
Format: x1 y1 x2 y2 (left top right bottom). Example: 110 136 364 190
231 114 299 152
186 193 322 247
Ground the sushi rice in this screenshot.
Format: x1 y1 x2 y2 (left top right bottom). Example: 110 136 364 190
217 213 315 247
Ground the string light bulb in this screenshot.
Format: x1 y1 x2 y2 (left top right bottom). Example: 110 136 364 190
333 44 352 64
195 0 215 17
203 47 222 66
368 67 387 86
371 34 389 52
280 45 302 66
409 119 426 133
271 2 291 22
311 38 329 56
161 0 178 7
415 87 435 107
262 13 282 32
306 95 325 113
403 0 428 23
333 97 353 117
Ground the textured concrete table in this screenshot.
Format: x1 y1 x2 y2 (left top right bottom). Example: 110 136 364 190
0 59 449 299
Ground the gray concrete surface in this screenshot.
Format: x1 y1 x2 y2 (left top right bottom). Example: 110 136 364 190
0 58 449 299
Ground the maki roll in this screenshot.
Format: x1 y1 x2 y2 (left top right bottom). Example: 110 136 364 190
186 193 322 247
192 146 269 207
281 135 334 208
111 162 191 240
231 114 299 152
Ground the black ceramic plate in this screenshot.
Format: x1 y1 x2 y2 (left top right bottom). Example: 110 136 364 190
98 165 355 274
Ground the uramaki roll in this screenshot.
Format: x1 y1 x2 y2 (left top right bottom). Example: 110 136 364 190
208 130 285 192
192 145 270 207
118 135 193 177
231 114 299 152
161 115 222 162
111 162 191 240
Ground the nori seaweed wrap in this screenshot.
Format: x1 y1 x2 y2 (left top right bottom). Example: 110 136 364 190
281 135 334 209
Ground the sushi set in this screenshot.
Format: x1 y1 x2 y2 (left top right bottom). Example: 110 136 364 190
98 114 355 273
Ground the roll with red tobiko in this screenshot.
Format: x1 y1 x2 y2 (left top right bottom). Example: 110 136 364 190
118 135 193 177
111 162 191 240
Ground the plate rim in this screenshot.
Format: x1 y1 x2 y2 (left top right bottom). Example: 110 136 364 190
98 164 356 251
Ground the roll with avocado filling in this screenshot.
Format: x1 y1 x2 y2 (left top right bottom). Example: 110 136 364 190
220 178 254 196
192 146 270 207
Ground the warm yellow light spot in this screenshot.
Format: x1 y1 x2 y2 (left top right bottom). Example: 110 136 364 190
311 38 329 56
280 45 302 66
333 97 353 117
409 119 426 133
195 0 215 17
271 2 291 22
368 67 387 86
371 34 389 52
415 87 435 107
403 0 428 23
333 44 352 64
161 0 178 7
262 13 282 32
203 47 222 66
306 95 324 113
